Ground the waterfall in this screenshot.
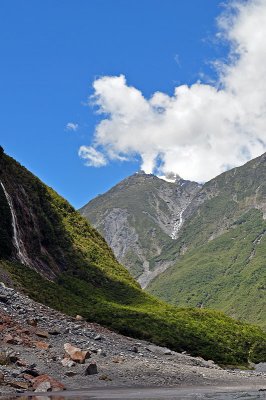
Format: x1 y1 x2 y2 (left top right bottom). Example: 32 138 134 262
0 181 29 265
170 208 185 240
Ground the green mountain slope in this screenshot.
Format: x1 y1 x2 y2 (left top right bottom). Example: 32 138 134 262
0 149 265 366
148 153 266 328
80 172 200 287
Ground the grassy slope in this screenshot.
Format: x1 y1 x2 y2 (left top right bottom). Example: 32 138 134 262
148 210 266 328
148 154 266 328
2 259 266 365
0 153 265 365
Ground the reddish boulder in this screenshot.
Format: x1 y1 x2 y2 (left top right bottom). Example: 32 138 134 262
32 374 65 392
64 343 90 364
35 330 49 338
35 341 51 350
3 333 16 344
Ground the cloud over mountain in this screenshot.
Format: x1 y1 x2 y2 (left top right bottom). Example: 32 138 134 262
80 0 266 182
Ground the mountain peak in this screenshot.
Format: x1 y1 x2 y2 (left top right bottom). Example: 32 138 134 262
80 169 201 287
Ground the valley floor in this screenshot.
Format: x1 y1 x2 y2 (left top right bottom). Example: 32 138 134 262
0 283 265 396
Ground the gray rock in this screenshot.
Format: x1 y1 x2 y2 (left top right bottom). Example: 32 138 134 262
130 346 138 353
85 362 98 375
0 295 8 303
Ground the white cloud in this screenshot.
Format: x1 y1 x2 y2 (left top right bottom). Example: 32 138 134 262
78 146 107 167
66 122 78 131
80 0 266 182
174 54 181 66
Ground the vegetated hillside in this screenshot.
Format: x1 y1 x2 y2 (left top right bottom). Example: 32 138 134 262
0 149 265 366
148 153 266 329
80 172 201 287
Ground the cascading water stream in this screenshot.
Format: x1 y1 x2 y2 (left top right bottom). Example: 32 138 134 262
0 180 29 265
170 208 185 240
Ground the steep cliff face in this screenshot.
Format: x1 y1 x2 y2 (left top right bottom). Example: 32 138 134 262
80 172 201 286
0 151 136 285
0 177 64 280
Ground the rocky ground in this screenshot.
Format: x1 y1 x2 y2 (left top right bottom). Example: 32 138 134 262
0 282 265 398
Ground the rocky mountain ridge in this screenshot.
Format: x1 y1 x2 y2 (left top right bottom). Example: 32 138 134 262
182 152 266 241
80 152 266 327
80 171 201 287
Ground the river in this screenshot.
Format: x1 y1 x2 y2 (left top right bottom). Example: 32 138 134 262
2 386 266 399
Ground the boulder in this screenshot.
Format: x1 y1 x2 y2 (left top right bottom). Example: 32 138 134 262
85 362 98 375
48 328 61 335
16 359 27 367
65 370 77 377
130 346 138 353
61 357 75 368
9 380 29 390
35 341 51 350
3 334 17 344
64 343 90 364
34 380 51 392
99 374 112 381
22 368 40 377
32 374 65 392
27 318 38 327
35 330 49 338
0 294 8 303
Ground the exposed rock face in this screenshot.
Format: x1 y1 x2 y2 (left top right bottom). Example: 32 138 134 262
101 208 139 260
0 152 133 285
0 164 64 280
80 173 201 287
0 181 31 267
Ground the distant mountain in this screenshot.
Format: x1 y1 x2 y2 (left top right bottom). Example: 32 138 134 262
80 171 201 287
148 153 266 328
81 153 266 329
1 149 265 366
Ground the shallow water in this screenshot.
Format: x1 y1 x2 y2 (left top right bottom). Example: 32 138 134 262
2 387 266 400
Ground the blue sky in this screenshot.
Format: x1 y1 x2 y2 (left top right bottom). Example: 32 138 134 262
2 0 264 208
